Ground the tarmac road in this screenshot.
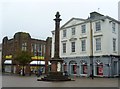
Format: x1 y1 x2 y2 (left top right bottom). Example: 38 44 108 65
2 73 119 87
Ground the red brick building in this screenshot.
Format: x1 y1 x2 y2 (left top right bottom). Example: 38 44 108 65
2 32 52 75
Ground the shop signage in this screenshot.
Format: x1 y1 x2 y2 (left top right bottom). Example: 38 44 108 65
31 56 44 60
5 55 12 59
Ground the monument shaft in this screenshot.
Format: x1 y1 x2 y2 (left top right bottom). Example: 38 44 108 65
54 12 61 59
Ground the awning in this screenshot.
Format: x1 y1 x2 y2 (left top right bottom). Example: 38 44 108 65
30 61 51 65
4 60 12 64
30 61 45 65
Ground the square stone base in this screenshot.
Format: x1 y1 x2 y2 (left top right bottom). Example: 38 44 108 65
41 72 71 81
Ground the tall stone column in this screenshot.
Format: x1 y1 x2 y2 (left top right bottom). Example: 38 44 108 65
54 12 61 59
40 12 71 81
50 12 63 73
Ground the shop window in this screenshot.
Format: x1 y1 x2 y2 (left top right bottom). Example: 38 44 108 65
82 65 87 74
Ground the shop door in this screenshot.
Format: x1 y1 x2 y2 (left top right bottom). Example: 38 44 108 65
97 65 103 75
71 64 77 74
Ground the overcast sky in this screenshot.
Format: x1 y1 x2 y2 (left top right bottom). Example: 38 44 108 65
0 0 120 43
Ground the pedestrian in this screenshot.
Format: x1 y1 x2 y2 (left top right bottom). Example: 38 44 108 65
20 69 23 75
64 71 68 76
37 69 42 77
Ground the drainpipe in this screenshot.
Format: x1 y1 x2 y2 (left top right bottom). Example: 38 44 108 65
90 20 94 79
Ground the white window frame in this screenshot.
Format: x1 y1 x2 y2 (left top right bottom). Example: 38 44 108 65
63 30 67 38
112 22 116 33
81 39 86 52
81 24 86 34
95 38 101 51
62 43 66 53
71 27 75 36
95 21 101 32
22 42 27 51
71 42 75 53
113 38 116 52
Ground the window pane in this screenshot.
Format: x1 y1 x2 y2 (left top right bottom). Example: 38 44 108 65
63 30 66 37
112 22 115 32
113 38 116 51
81 25 86 33
81 40 86 51
71 42 75 52
21 42 27 51
96 38 101 51
72 27 75 35
63 43 66 53
96 22 101 31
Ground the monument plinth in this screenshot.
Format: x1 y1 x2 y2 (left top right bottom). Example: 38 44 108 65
40 12 71 81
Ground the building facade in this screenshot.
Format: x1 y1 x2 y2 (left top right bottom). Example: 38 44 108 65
2 32 52 74
0 44 2 72
52 12 120 77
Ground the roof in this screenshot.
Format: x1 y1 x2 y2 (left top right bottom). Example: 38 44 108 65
51 12 120 31
60 17 86 29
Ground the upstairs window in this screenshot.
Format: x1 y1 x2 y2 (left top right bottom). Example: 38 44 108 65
71 42 75 52
81 40 86 52
81 25 86 34
112 22 116 33
62 43 66 53
96 38 101 51
71 27 75 36
63 30 67 37
95 21 101 31
113 38 116 52
22 42 27 51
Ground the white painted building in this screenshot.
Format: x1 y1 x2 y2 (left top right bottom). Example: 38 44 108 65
0 44 1 66
52 12 120 77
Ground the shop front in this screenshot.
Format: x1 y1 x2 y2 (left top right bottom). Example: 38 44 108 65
30 60 45 74
95 60 103 77
4 60 12 73
80 60 88 76
69 61 77 75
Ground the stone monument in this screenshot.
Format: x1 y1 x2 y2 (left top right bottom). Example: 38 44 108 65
41 12 71 81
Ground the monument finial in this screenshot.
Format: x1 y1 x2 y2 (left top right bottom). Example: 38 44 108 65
54 11 61 22
55 12 60 18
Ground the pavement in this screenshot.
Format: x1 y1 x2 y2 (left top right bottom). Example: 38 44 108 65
2 73 119 87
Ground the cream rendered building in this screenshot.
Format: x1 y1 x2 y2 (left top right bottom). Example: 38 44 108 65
0 44 1 89
52 12 120 77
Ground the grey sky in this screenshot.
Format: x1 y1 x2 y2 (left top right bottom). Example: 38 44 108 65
0 0 119 43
